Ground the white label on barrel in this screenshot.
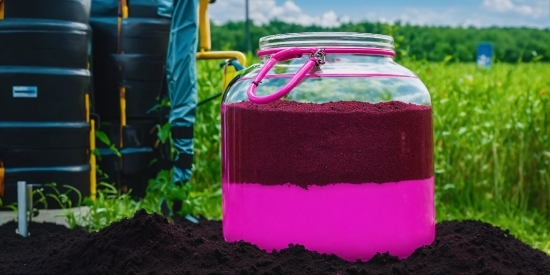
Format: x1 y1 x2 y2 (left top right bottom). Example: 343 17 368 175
12 86 38 98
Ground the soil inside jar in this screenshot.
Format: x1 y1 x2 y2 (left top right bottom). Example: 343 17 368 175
221 100 435 260
222 100 433 187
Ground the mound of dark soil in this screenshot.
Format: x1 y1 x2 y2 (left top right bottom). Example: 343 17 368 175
1 210 549 274
0 220 86 273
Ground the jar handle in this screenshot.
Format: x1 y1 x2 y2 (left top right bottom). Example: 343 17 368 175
247 47 324 104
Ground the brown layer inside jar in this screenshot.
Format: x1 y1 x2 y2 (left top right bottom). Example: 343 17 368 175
222 100 433 188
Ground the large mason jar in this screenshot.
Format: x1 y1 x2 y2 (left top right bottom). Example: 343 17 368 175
221 32 434 261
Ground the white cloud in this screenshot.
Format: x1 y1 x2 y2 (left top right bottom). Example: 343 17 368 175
483 0 514 12
482 0 548 18
365 7 462 26
364 3 549 28
208 0 351 27
208 0 549 29
365 8 481 28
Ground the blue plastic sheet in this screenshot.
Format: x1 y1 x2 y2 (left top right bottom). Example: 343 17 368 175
159 0 199 184
157 0 174 18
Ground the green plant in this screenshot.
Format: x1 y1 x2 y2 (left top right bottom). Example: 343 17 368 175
82 181 148 232
80 170 201 232
94 130 121 158
3 202 17 213
33 183 87 229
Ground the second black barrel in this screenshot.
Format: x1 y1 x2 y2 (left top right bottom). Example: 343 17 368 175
0 19 92 69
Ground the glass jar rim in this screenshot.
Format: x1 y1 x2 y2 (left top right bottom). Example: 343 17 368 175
259 32 394 50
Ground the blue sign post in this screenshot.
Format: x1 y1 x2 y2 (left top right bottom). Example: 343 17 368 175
476 42 493 68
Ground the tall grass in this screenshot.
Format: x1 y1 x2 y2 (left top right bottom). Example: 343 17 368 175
402 60 550 215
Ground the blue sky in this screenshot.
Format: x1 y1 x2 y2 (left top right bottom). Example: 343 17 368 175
209 0 549 28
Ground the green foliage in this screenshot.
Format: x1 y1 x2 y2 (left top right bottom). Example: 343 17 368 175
406 61 550 215
210 20 550 63
34 183 86 229
94 130 121 158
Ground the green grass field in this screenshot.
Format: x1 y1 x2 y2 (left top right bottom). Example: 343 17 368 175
26 58 549 255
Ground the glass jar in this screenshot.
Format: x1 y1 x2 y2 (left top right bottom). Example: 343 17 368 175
221 32 434 261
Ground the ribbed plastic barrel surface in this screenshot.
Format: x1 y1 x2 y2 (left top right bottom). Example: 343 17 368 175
90 17 171 55
0 122 90 167
93 54 165 120
0 67 90 121
0 9 93 209
4 0 92 23
0 20 91 69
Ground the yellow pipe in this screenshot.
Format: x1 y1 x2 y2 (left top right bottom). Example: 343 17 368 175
196 51 247 67
121 0 128 18
197 0 247 66
85 94 90 122
199 0 211 51
118 0 128 146
119 87 126 147
120 0 128 18
0 0 4 20
0 162 4 197
89 119 96 201
119 87 126 126
116 1 128 53
84 93 96 200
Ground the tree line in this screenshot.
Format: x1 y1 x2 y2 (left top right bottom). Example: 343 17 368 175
210 20 550 63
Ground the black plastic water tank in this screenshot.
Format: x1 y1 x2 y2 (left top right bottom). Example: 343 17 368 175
90 17 171 55
124 80 164 119
91 0 167 18
93 79 164 120
0 19 92 69
90 0 119 17
0 122 90 168
111 54 165 82
97 149 156 198
95 119 159 198
128 0 164 18
0 67 91 122
4 0 92 24
0 15 93 209
93 54 165 120
0 121 91 209
98 119 158 148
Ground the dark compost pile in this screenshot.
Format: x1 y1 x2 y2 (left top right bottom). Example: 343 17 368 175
1 210 549 275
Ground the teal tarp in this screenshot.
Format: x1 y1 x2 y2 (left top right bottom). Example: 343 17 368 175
158 0 199 184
